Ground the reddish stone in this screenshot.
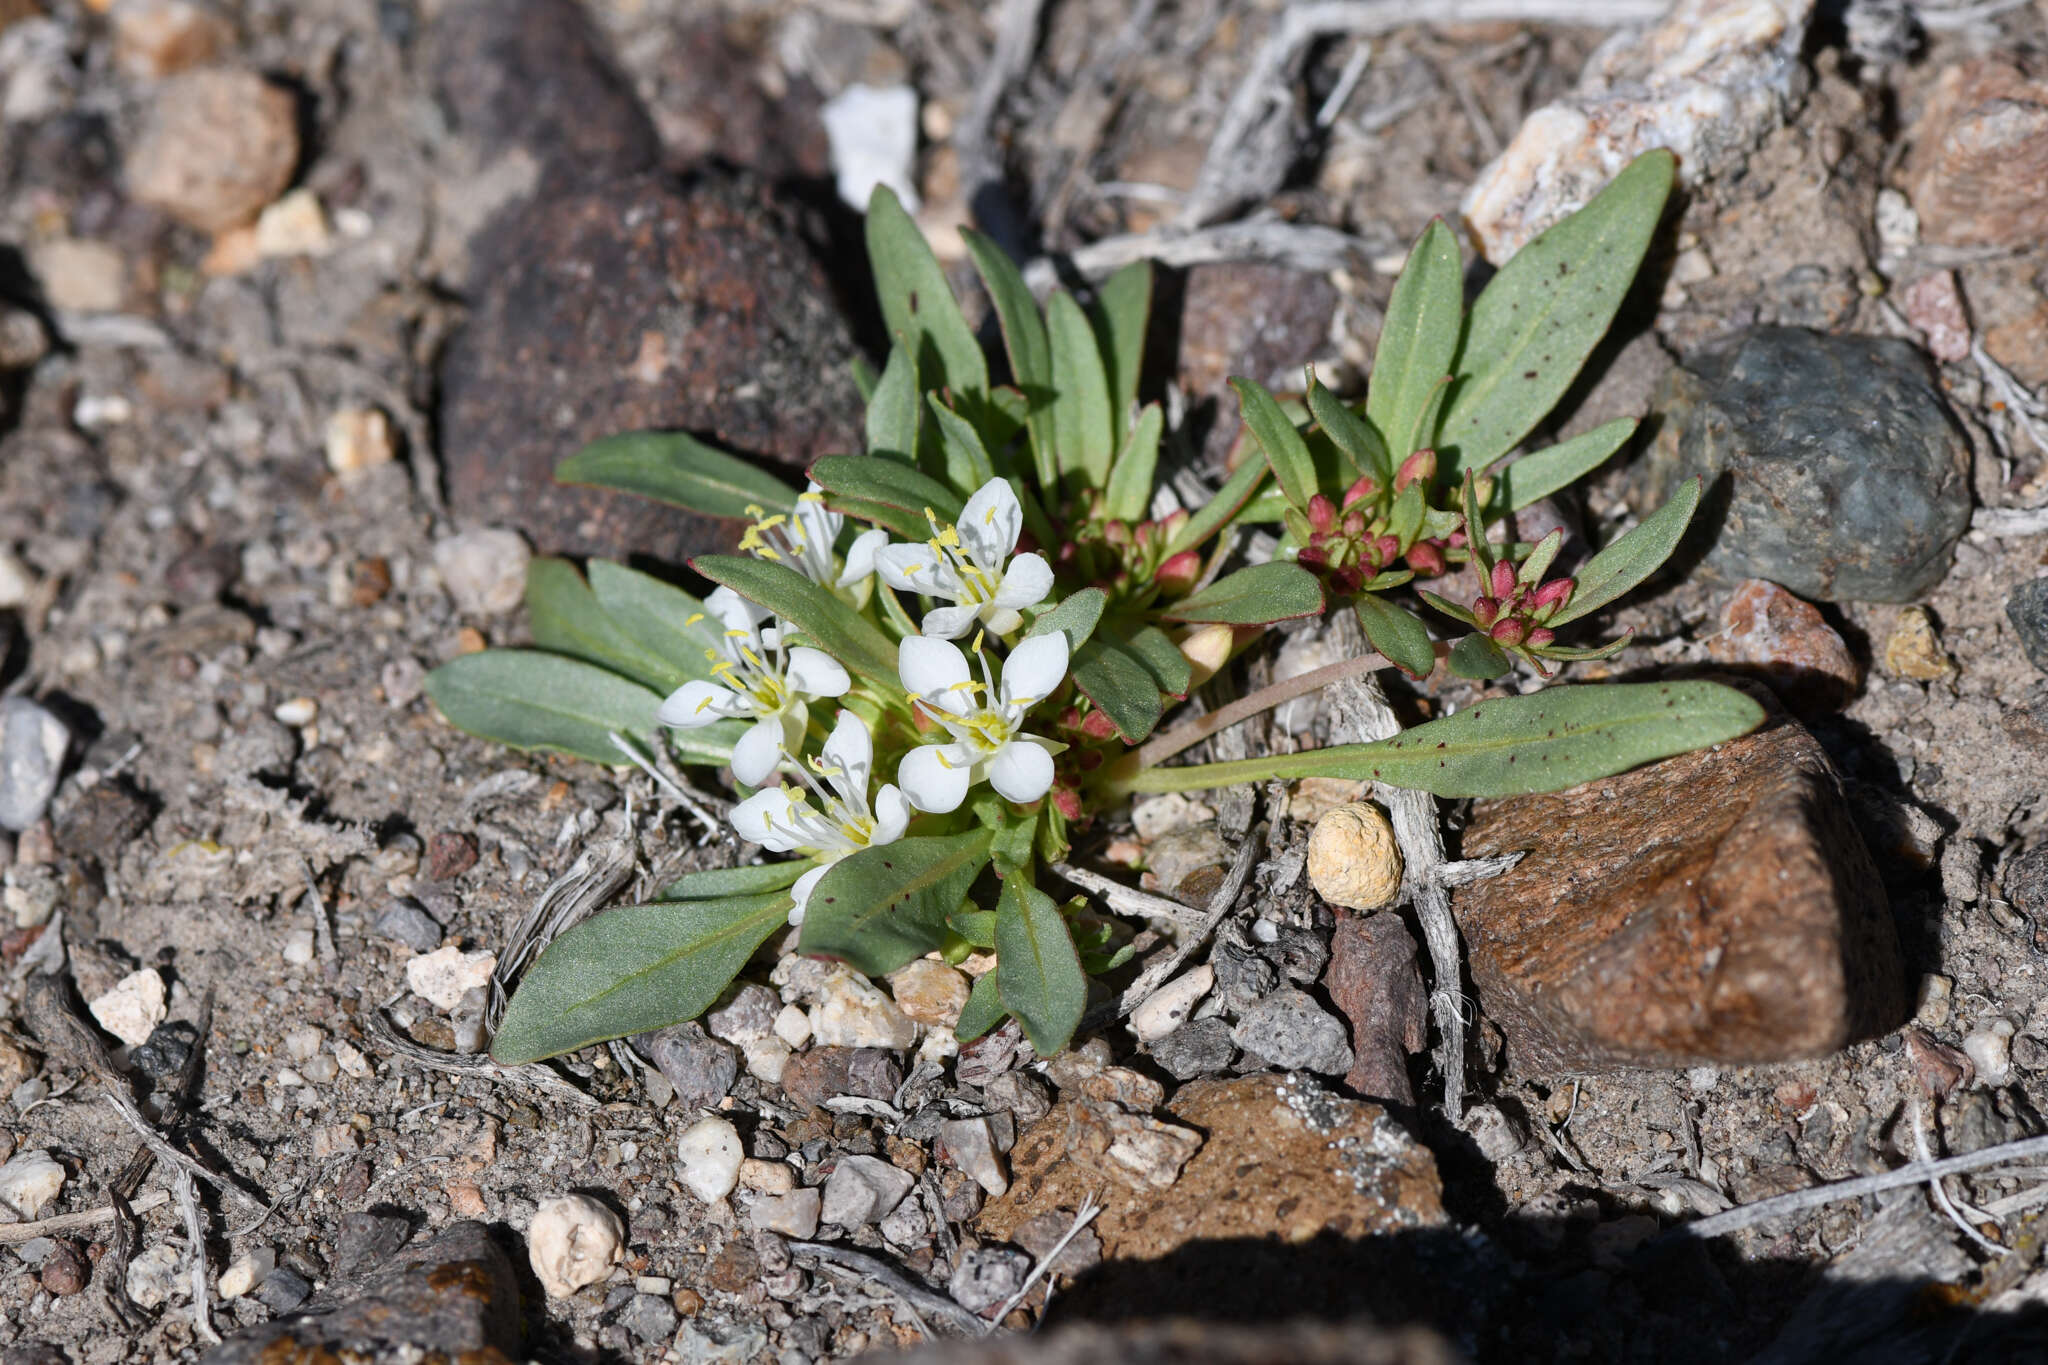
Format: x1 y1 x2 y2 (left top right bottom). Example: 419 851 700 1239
1323 911 1428 1106
1706 578 1863 712
425 830 478 881
1909 57 2048 248
1173 265 1337 463
1452 707 1904 1072
1901 270 1971 364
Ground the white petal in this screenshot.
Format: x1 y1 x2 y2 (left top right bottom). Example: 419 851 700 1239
982 606 1023 636
837 528 889 587
958 477 1022 565
877 542 955 596
988 738 1055 804
731 788 807 852
920 603 981 639
992 552 1054 610
796 484 841 543
870 784 911 845
789 863 830 922
899 635 970 697
731 717 786 787
785 646 850 698
659 679 747 727
820 710 873 798
899 743 973 814
707 586 768 633
999 631 1069 709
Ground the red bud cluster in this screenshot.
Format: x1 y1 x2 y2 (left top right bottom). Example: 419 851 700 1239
1472 559 1571 651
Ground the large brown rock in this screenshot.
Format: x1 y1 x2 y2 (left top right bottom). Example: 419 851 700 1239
439 173 863 562
1172 264 1337 464
1452 709 1904 1072
1909 57 2048 248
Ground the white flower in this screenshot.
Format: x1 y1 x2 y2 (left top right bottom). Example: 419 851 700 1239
876 477 1053 638
896 632 1067 813
657 587 850 786
739 483 888 592
729 711 911 924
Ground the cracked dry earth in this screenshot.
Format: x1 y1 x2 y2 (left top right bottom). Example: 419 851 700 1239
0 1 2045 1364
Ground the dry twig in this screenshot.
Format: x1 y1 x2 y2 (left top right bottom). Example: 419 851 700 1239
1087 824 1266 1030
364 1009 599 1108
0 1190 170 1244
1049 863 1208 930
984 1194 1104 1330
175 1169 220 1345
790 1241 985 1336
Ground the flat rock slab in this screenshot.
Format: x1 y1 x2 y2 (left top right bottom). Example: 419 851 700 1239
1453 712 1904 1073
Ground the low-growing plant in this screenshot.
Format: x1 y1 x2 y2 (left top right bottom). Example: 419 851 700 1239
426 147 1763 1066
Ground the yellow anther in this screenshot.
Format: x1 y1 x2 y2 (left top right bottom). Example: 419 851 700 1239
744 503 766 518
686 613 705 626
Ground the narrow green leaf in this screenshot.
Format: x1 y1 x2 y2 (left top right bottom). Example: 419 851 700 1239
1092 260 1153 435
798 830 995 975
694 555 900 687
1159 562 1324 625
810 454 964 531
1369 219 1463 461
1026 588 1107 654
1418 589 1478 628
489 893 792 1063
928 397 997 492
962 228 1055 483
657 861 809 901
865 345 920 464
556 430 797 520
1388 481 1425 550
1494 419 1636 510
995 878 1087 1056
849 353 879 404
1400 376 1452 469
1123 624 1193 698
1234 488 1293 525
1441 149 1675 474
1355 595 1436 678
1308 374 1391 485
1549 476 1700 625
1230 377 1317 513
990 811 1037 875
1103 403 1164 523
1165 456 1269 558
866 185 987 398
427 650 682 766
586 560 722 686
819 495 926 542
526 559 684 693
1048 291 1114 485
1073 638 1165 743
954 969 1007 1043
1125 680 1766 799
1448 633 1512 680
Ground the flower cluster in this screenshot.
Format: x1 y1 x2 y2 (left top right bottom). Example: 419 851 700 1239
658 477 1067 921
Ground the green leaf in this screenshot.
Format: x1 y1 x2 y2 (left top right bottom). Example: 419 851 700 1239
928 397 998 492
526 559 684 693
947 908 999 947
427 650 682 766
866 185 987 398
797 830 995 975
1048 291 1114 486
1026 588 1107 654
1448 633 1513 680
810 454 963 540
490 892 792 1063
955 970 1006 1043
1160 561 1324 625
1399 376 1452 470
1494 418 1636 511
1165 455 1269 558
1103 403 1164 522
1230 377 1317 513
865 344 920 464
1124 680 1765 799
1369 219 1463 461
585 561 724 689
556 430 797 520
962 228 1055 484
1388 480 1425 550
1123 624 1193 698
657 861 809 901
694 554 900 687
1355 595 1435 678
1418 589 1478 628
995 878 1087 1055
1549 476 1700 626
1441 149 1675 474
991 811 1038 875
1308 373 1391 485
1092 260 1153 435
1072 638 1165 743
850 353 879 404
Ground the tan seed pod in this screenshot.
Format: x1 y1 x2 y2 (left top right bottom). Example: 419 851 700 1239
1307 801 1403 910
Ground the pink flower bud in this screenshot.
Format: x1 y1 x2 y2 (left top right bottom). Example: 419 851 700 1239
1342 511 1366 538
1395 448 1437 492
1447 530 1468 549
1052 786 1083 819
1080 709 1119 741
1104 519 1130 547
1472 596 1500 627
1489 617 1528 647
1307 494 1337 535
1529 577 1574 613
1526 627 1556 647
1343 475 1379 509
1405 542 1445 576
1297 545 1328 573
1158 550 1201 596
1374 535 1401 566
1332 565 1363 595
1490 560 1518 600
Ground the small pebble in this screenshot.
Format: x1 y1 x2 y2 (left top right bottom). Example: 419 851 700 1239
433 528 531 617
1964 1018 2016 1087
619 1292 680 1344
676 1117 744 1204
949 1247 1031 1315
706 983 781 1044
1230 987 1354 1075
1130 965 1213 1043
820 1154 916 1227
746 1187 822 1240
0 699 70 833
739 1158 794 1195
125 1244 183 1309
934 1117 1008 1197
281 928 316 966
528 1194 624 1299
810 972 917 1050
272 697 318 727
87 968 167 1048
406 945 497 1011
1882 605 1955 681
1306 802 1402 910
218 1247 276 1299
375 900 443 953
772 1003 811 1049
887 959 970 1029
254 1266 312 1314
283 1025 324 1062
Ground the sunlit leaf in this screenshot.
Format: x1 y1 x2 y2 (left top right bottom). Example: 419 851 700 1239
798 830 994 975
556 430 797 520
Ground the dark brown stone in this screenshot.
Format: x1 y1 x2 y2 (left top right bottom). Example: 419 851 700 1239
1324 911 1427 1106
1908 57 2048 248
439 173 862 563
779 1045 897 1110
642 21 828 182
1452 711 1905 1072
1172 264 1337 463
895 1320 1463 1365
38 1241 86 1296
425 830 478 881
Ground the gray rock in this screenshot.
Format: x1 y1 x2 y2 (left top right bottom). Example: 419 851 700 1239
619 1292 680 1343
215 714 297 782
253 1268 312 1314
1638 327 1972 602
1150 1017 1237 1080
0 699 69 832
631 1022 737 1111
819 1154 916 1227
375 900 444 953
705 983 780 1044
981 1070 1052 1126
2007 579 2048 673
1211 936 1278 1012
948 1246 1031 1315
1230 988 1355 1075
1258 924 1329 984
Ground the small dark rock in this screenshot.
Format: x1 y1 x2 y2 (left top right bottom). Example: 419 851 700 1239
164 544 239 604
982 1070 1053 1127
253 1268 312 1314
949 1247 1032 1315
955 1021 1026 1088
1150 1017 1237 1081
1211 936 1279 1012
618 1293 680 1343
780 1046 897 1110
705 982 780 1043
129 1020 197 1084
331 1211 413 1279
2007 846 2048 918
845 1048 903 1102
1324 911 1428 1106
52 780 154 858
424 831 478 881
1174 264 1339 464
1230 988 1355 1076
1637 327 1972 602
2006 578 2048 673
630 1022 737 1110
375 900 444 953
38 1241 87 1296
1 1344 73 1365
1258 924 1329 984
1014 1212 1103 1278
